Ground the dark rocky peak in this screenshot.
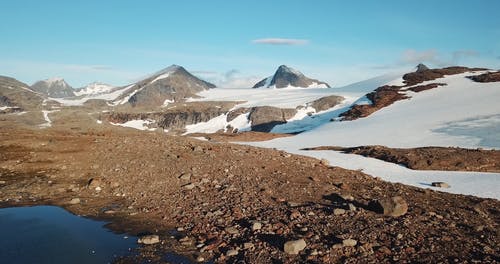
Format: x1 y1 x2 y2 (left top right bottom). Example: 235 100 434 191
416 63 430 72
253 65 330 89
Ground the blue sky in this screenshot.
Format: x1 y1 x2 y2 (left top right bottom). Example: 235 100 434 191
1 0 499 87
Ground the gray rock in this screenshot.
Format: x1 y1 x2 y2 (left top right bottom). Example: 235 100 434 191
138 235 160 245
179 173 191 181
369 196 408 217
431 182 450 188
284 239 307 255
247 106 297 132
308 95 344 112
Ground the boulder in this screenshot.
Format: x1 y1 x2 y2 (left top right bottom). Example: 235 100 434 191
284 239 307 255
368 196 408 217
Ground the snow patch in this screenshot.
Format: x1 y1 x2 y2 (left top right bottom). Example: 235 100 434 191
39 110 59 128
110 119 156 131
183 113 251 135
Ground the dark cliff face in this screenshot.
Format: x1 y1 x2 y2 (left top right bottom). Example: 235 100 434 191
253 65 330 88
31 78 75 98
117 65 216 108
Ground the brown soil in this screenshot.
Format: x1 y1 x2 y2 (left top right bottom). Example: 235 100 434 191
302 145 500 172
469 71 500 83
1 126 499 263
339 67 486 121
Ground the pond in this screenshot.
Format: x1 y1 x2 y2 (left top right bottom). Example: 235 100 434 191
0 205 136 264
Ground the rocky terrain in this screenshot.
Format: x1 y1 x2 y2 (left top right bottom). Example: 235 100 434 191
302 145 500 172
469 71 500 83
253 65 330 88
0 125 498 263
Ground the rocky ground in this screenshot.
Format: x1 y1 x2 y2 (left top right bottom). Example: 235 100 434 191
302 145 500 173
0 124 499 263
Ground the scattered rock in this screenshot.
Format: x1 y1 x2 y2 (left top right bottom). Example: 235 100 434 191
226 249 239 257
138 235 160 245
68 198 80 204
333 208 346 215
343 238 357 247
179 173 191 181
284 239 307 255
225 226 240 235
368 196 408 217
251 222 262 231
243 242 255 250
431 182 450 188
183 183 196 190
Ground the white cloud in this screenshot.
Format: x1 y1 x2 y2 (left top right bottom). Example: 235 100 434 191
194 69 262 88
252 38 309 45
400 49 445 66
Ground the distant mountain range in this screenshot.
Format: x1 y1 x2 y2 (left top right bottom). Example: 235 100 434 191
253 65 330 88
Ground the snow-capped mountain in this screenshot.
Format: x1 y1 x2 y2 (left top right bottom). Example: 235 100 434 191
31 78 75 98
253 65 330 89
114 64 216 107
74 82 115 96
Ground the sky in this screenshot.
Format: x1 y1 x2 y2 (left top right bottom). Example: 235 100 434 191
1 0 499 88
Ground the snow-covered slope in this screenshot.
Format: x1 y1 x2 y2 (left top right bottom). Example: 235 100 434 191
74 82 115 96
249 70 500 199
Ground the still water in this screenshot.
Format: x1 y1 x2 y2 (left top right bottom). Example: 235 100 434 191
0 206 136 264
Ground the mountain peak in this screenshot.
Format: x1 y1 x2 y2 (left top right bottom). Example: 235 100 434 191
31 77 75 98
253 65 330 88
416 63 429 72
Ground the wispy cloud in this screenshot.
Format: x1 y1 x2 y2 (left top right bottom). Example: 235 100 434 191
252 38 309 45
194 69 261 88
400 49 445 66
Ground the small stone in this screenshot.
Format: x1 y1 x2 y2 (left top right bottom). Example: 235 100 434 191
309 249 318 256
196 256 205 262
340 194 355 201
431 182 450 188
179 173 191 181
0 180 6 184
342 239 357 247
333 208 346 215
368 196 408 217
243 242 254 250
225 226 239 235
251 222 262 231
348 203 357 211
138 235 160 245
95 186 102 192
332 243 343 249
226 249 238 257
68 198 80 205
284 239 307 255
184 183 196 190
397 233 403 239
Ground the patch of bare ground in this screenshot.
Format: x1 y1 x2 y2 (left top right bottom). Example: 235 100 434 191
469 71 500 83
188 131 293 142
0 127 499 263
302 145 500 172
339 67 486 121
